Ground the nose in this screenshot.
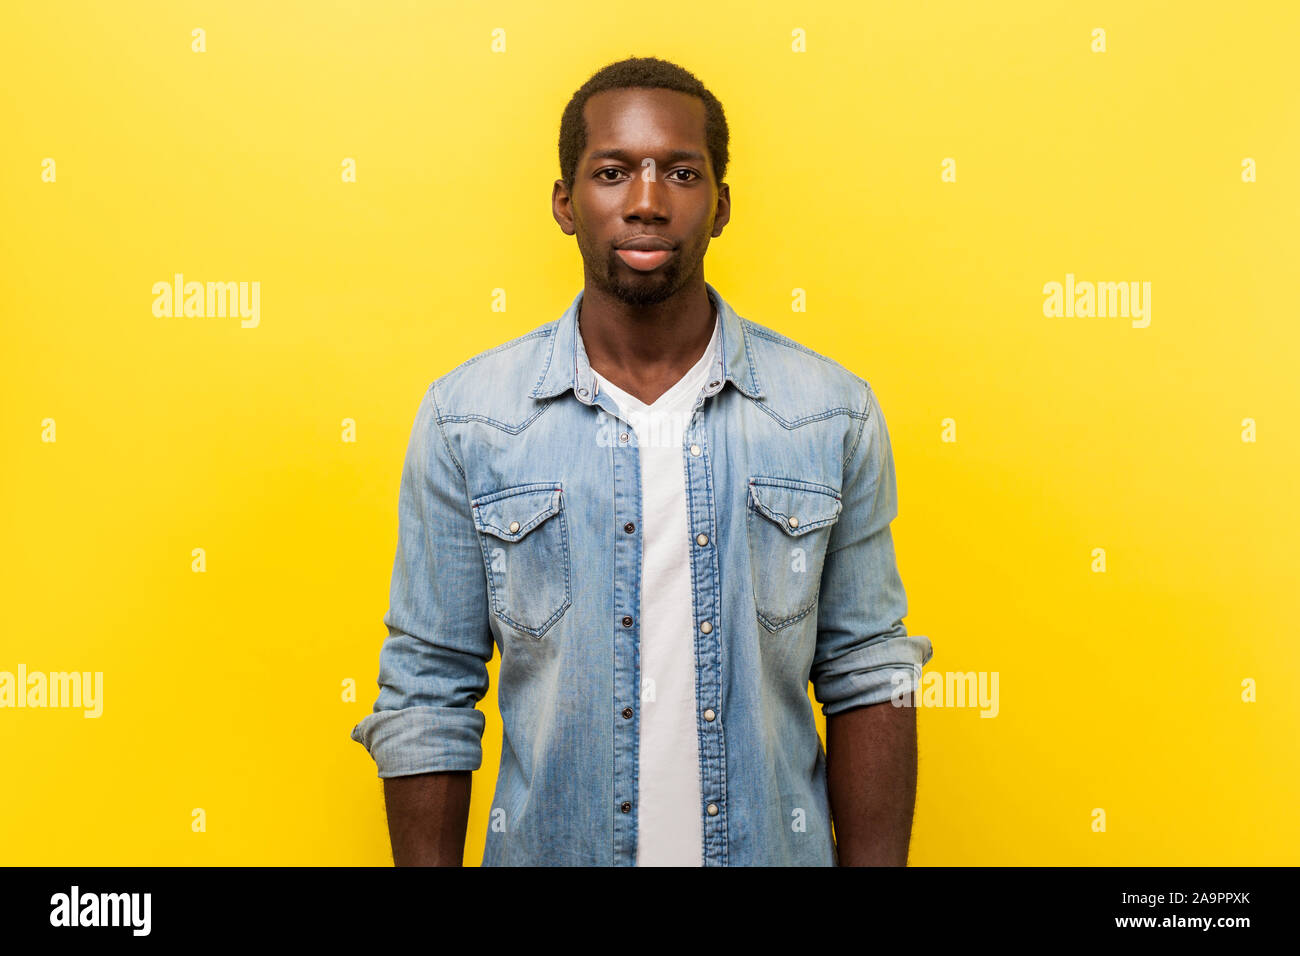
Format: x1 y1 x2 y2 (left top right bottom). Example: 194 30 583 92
624 163 668 223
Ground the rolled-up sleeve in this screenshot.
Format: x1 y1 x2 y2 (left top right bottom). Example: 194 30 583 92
811 382 932 716
350 383 494 776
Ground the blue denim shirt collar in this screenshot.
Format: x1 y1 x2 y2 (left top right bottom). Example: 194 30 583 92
530 280 765 404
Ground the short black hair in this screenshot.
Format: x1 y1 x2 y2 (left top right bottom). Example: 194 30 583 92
558 56 729 194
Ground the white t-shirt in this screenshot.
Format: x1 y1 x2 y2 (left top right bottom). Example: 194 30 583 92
590 313 720 867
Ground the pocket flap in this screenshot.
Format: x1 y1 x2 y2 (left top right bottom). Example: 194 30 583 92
471 482 564 542
748 477 841 536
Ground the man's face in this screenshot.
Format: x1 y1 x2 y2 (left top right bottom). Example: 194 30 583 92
554 87 730 307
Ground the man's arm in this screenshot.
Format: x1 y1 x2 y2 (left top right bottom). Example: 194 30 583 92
350 383 494 866
810 382 932 866
826 695 916 866
383 771 472 867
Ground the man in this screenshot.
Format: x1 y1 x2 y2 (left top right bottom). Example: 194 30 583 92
351 56 933 866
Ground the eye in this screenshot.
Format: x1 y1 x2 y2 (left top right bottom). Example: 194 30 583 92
595 168 627 181
669 169 701 182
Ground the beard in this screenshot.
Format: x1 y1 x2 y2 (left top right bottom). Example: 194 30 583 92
574 213 709 307
594 246 691 306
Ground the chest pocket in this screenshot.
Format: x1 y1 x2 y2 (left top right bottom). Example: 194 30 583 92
471 482 571 639
746 476 842 632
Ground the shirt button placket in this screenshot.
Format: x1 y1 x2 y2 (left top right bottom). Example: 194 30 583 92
685 422 724 866
611 418 641 865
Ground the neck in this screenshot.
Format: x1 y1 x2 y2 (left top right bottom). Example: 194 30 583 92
578 276 717 404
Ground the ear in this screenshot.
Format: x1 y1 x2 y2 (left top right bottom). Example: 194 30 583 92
552 179 576 236
711 182 731 237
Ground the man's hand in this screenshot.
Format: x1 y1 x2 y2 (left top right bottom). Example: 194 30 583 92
382 771 472 866
825 694 918 866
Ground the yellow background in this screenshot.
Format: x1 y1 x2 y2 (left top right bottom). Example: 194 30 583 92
2 1 1297 865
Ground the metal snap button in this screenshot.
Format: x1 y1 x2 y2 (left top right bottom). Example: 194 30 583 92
508 520 520 533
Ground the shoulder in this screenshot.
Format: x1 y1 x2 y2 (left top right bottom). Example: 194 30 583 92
427 319 558 423
738 314 874 424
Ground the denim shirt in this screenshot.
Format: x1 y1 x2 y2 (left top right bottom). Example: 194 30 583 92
351 281 933 866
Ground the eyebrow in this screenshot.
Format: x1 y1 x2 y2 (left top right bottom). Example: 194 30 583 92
585 148 707 165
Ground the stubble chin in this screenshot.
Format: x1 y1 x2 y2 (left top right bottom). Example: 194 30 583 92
604 256 684 306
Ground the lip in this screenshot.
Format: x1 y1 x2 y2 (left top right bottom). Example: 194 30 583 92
615 236 675 250
615 248 674 271
614 236 675 271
